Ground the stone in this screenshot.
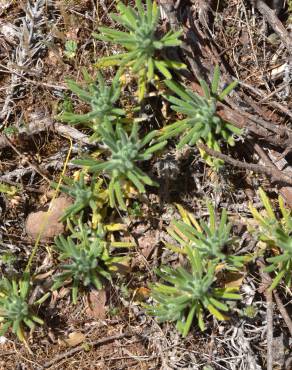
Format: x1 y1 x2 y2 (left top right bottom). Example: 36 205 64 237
25 196 72 242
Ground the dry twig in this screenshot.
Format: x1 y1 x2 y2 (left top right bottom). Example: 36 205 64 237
273 290 292 337
42 332 133 369
257 259 274 370
4 134 51 182
254 0 292 51
0 119 91 150
197 143 292 186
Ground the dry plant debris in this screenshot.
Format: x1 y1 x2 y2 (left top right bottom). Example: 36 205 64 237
0 0 292 369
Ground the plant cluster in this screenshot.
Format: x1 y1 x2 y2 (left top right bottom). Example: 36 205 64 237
10 0 243 340
3 1 290 346
74 123 166 209
148 203 243 336
94 0 185 100
0 274 45 342
54 173 108 221
161 66 241 167
250 188 292 290
52 222 124 304
58 1 240 211
167 202 246 268
60 70 125 140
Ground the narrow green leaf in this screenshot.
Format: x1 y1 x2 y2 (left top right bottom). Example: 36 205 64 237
164 80 191 101
114 181 127 210
143 141 167 156
182 305 196 337
199 79 210 99
209 297 228 312
108 179 116 208
127 171 146 193
268 270 285 291
219 80 238 100
207 304 228 320
154 61 172 79
211 65 220 95
259 188 276 220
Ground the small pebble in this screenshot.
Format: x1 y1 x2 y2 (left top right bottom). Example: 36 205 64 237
25 196 72 242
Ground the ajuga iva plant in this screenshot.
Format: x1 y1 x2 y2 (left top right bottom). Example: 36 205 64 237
93 0 185 100
249 188 292 290
52 222 125 304
74 123 166 210
55 172 108 221
59 70 125 139
166 202 246 269
148 245 241 336
160 65 241 167
0 273 46 342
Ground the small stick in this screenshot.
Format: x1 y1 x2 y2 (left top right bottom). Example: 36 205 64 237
273 290 292 337
254 0 292 51
42 332 133 369
0 121 91 150
4 135 51 183
257 260 292 363
197 143 292 186
257 259 273 370
265 283 274 370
